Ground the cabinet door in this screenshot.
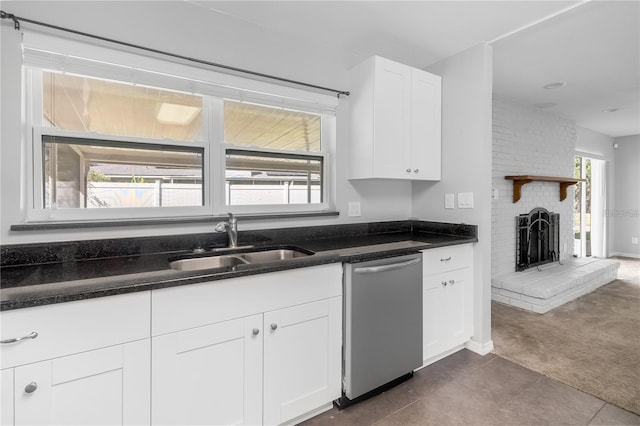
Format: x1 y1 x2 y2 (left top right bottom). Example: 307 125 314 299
410 68 441 180
423 268 473 363
444 268 472 349
13 340 150 426
263 297 342 425
423 276 447 361
1 369 13 426
152 315 262 426
373 57 412 179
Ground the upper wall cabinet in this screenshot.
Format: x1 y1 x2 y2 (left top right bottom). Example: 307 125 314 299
348 56 442 181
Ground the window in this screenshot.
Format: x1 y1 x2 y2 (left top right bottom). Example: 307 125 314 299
223 101 326 209
23 34 336 222
42 135 204 209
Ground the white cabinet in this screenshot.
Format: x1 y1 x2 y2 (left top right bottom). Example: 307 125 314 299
349 55 441 181
151 264 343 426
1 369 13 426
422 244 473 365
152 315 263 425
12 340 150 426
263 298 342 426
0 292 151 426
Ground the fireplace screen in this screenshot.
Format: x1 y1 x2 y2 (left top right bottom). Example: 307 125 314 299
516 207 560 271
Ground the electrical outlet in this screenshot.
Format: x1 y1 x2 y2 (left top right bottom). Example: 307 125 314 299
632 237 639 245
348 201 361 217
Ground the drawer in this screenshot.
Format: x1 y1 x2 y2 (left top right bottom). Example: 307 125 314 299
422 244 473 276
1 291 150 369
152 263 342 336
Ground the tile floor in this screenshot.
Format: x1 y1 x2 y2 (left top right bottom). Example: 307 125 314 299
301 350 640 426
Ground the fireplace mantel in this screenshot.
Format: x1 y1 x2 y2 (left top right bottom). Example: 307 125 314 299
505 175 585 203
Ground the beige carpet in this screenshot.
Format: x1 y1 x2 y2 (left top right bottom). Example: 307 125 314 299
492 257 640 415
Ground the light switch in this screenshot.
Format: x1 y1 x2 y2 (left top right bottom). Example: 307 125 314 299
348 201 361 217
458 192 474 209
445 193 455 209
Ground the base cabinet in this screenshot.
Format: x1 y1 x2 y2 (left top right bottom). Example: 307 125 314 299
263 298 342 425
422 245 474 364
152 315 263 425
6 340 150 426
152 297 341 426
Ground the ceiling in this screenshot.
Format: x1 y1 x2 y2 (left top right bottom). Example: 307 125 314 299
188 0 639 138
3 1 638 137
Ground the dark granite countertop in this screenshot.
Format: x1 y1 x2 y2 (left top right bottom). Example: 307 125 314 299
0 221 477 311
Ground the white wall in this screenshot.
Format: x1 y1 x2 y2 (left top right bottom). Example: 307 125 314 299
576 127 615 159
0 1 412 244
412 43 494 354
611 134 640 258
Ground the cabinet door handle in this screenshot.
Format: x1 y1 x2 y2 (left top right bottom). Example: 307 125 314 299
441 281 447 287
414 169 419 173
405 168 411 173
24 382 38 394
252 328 260 336
440 257 452 262
270 324 278 331
1 331 38 344
449 279 455 285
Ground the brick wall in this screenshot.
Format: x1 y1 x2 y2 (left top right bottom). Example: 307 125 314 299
492 98 576 277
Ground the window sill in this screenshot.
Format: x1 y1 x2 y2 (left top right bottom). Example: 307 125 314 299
10 211 340 231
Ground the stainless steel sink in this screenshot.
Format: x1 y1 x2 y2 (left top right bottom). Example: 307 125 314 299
169 247 313 272
169 254 249 271
239 249 311 263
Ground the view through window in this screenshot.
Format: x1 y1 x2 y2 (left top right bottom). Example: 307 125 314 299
33 70 329 216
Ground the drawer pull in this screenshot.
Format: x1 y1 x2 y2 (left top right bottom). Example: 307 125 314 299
24 382 38 394
441 281 448 287
440 257 452 262
449 279 455 285
1 331 38 344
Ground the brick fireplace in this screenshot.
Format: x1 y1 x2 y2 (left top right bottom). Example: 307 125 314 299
491 98 619 313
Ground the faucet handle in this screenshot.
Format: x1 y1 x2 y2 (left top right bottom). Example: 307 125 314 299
228 212 237 225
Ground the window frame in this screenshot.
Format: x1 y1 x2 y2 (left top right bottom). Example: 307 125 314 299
22 39 336 223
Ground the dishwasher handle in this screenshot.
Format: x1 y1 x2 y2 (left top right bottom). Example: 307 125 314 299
353 257 421 274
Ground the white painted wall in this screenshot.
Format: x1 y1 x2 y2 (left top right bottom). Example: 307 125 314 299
611 134 640 258
575 126 615 258
0 1 412 244
412 43 494 354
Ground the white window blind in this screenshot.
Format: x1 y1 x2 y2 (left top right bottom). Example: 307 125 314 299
22 31 339 115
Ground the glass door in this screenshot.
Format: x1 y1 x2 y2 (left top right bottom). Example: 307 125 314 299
574 156 592 257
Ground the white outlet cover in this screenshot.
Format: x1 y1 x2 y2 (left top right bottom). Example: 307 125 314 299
458 192 474 209
348 201 361 217
445 193 455 209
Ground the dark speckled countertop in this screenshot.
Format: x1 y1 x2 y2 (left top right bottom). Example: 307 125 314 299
0 221 477 311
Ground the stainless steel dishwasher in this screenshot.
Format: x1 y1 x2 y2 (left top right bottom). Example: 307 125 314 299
337 253 423 408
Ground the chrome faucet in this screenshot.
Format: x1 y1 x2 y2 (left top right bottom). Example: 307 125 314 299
214 213 238 248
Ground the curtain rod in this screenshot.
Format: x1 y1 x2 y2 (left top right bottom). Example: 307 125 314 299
0 10 350 98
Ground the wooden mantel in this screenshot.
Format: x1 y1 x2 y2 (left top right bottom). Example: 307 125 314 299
505 175 586 203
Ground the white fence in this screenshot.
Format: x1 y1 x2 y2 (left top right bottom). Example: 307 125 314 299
87 182 320 207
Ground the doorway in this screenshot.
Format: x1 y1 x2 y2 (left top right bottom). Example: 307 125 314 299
574 156 607 258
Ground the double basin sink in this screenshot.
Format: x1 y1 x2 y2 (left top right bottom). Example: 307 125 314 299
169 246 313 272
